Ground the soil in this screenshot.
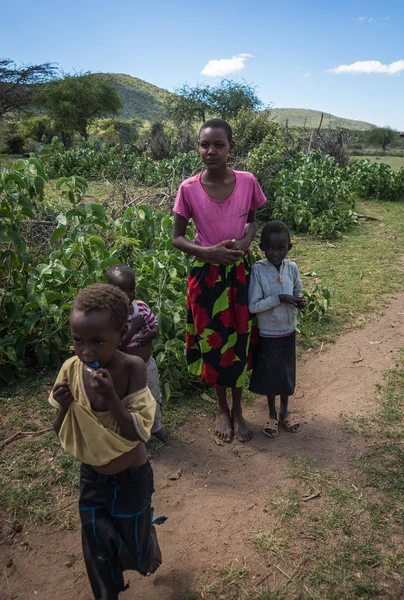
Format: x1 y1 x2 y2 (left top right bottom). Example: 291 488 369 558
1 294 403 600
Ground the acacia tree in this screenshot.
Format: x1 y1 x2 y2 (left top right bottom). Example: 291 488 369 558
208 79 262 120
0 58 56 118
367 127 395 152
36 73 121 144
164 79 262 125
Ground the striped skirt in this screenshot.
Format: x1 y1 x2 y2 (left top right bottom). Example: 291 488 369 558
249 332 296 397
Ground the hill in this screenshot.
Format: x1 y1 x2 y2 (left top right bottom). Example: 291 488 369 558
100 73 172 120
98 74 376 130
271 108 375 131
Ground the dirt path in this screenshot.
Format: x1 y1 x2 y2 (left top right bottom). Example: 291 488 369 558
1 294 403 600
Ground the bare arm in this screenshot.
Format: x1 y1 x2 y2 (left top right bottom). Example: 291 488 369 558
232 210 258 253
52 378 73 434
90 360 147 441
172 214 244 266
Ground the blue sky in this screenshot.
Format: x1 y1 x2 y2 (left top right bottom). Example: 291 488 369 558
1 0 403 128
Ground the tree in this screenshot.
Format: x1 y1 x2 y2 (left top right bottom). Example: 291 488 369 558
367 127 395 152
36 73 121 143
164 84 211 125
209 79 262 120
0 58 56 118
164 79 263 125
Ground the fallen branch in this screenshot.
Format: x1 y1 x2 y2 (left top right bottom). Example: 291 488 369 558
0 427 53 451
354 213 380 221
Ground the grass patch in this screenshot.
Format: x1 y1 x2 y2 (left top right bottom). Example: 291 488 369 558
201 563 249 599
249 529 289 559
0 372 79 530
352 155 404 171
249 354 404 599
287 200 404 349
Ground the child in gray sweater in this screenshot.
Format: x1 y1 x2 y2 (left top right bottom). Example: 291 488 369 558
248 221 306 439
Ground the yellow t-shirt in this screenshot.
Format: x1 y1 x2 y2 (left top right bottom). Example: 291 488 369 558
49 356 156 466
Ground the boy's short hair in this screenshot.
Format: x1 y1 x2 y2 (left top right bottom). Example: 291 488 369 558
72 283 129 329
106 264 135 286
199 118 233 142
261 221 291 246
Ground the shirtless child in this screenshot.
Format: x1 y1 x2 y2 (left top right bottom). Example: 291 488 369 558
50 284 162 599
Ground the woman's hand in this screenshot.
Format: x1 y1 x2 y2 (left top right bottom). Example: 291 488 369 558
53 377 74 410
204 240 244 266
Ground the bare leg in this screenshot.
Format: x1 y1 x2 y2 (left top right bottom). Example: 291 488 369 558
215 388 233 442
279 395 289 421
231 387 253 442
279 395 300 432
268 395 277 420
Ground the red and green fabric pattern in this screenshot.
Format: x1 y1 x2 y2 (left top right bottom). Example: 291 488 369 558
186 255 259 388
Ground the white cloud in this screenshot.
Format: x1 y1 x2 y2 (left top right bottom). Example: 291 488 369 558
382 15 391 20
201 53 252 77
328 59 404 75
303 71 311 77
358 16 374 22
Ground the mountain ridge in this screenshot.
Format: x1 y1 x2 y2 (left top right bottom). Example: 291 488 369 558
100 73 376 130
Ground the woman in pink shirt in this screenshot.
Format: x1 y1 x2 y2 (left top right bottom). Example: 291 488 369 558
172 118 266 443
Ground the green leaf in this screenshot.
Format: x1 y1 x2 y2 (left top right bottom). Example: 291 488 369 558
159 313 172 335
88 235 106 250
50 226 66 245
100 256 120 269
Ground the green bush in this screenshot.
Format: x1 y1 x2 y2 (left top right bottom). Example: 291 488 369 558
246 127 299 216
38 138 201 185
0 159 190 399
348 159 404 201
254 151 358 238
1 158 329 399
231 109 278 157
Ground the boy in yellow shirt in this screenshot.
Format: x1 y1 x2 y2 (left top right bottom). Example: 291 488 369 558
50 283 163 599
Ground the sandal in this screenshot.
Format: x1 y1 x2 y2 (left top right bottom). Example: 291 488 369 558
263 419 279 438
279 415 301 433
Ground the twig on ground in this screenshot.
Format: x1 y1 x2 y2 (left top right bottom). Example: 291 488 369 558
56 499 77 511
0 427 53 451
3 568 11 597
352 348 364 364
303 491 321 502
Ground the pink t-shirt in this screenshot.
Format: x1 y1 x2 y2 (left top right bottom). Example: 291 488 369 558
173 170 267 247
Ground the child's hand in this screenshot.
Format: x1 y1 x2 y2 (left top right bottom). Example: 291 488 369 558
136 329 156 346
279 294 304 307
296 296 307 309
53 376 74 410
89 368 115 395
131 314 145 333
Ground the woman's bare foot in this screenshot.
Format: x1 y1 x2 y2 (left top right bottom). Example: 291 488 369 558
146 526 162 575
152 427 169 443
215 409 234 443
232 411 253 442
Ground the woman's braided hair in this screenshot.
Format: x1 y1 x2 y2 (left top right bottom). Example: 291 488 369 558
71 283 129 329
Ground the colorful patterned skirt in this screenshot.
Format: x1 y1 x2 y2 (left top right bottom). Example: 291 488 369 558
186 255 259 388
